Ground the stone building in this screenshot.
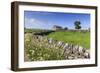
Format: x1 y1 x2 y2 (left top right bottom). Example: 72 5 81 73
53 25 63 30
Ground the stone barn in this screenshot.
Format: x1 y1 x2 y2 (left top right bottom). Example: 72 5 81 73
53 25 63 30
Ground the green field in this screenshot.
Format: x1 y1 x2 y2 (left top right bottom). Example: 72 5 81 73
47 31 90 48
25 29 42 33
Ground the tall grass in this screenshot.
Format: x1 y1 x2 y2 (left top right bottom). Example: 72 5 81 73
24 33 64 61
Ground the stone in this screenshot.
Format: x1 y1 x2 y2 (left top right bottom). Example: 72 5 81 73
52 39 58 45
35 35 39 39
84 49 90 58
74 56 78 59
78 46 84 54
37 36 42 41
77 55 83 58
84 52 89 58
48 38 53 44
72 45 79 54
68 56 74 60
81 56 85 59
57 41 64 47
64 49 71 55
85 49 90 53
63 43 69 50
69 44 73 49
63 46 72 55
65 56 68 59
70 54 75 57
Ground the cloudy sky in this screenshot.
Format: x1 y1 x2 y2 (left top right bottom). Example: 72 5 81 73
24 11 90 30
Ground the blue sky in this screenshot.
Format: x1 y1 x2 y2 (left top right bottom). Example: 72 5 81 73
24 11 90 30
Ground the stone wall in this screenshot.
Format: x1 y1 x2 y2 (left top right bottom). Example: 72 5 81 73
32 34 90 60
55 29 90 32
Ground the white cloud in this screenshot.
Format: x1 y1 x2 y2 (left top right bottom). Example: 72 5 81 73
25 17 46 29
30 18 35 23
25 17 56 30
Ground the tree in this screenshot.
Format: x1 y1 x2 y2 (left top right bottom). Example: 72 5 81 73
64 27 68 30
74 20 81 29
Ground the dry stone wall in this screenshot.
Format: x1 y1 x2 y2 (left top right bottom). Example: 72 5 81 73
32 34 90 60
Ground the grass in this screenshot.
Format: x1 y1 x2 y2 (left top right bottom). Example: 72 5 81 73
47 31 90 48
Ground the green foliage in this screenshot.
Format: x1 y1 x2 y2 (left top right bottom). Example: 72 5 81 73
74 20 81 29
64 27 68 30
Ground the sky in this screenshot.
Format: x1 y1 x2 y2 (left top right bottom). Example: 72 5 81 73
24 11 90 30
